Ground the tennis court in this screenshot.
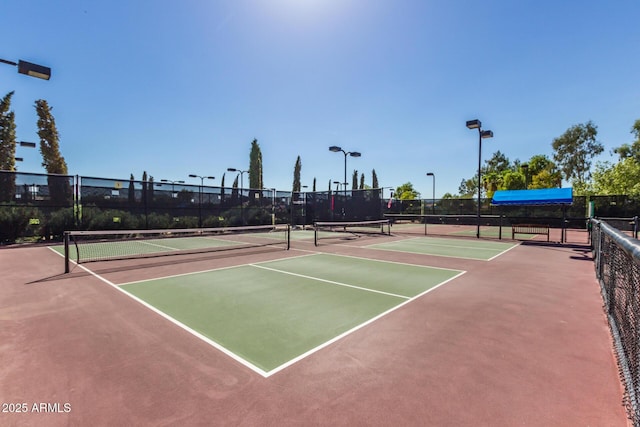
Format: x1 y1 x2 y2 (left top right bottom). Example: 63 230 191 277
367 236 516 260
116 253 463 376
0 221 627 426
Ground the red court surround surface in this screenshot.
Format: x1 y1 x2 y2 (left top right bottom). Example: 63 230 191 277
0 237 628 426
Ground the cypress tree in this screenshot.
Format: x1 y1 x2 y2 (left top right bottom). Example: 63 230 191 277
35 99 70 205
0 92 17 202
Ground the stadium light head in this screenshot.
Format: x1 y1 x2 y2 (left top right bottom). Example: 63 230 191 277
15 157 24 162
349 152 361 157
19 141 37 148
329 146 342 152
206 176 215 180
18 60 51 80
227 168 237 172
481 130 494 139
466 119 481 129
1 58 51 80
188 174 197 178
426 172 434 176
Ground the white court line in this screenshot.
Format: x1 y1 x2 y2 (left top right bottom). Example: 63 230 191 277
364 237 515 261
138 240 181 250
249 264 411 300
48 246 466 378
265 269 467 377
487 243 520 261
118 252 320 286
375 237 513 252
46 247 269 377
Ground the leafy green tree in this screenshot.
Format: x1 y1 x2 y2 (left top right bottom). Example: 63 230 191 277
0 92 17 202
372 169 379 189
395 182 420 200
352 170 358 190
593 120 640 196
593 158 640 196
483 170 503 199
359 172 365 189
485 150 511 173
292 156 301 192
613 119 640 162
524 155 562 189
35 99 71 205
458 178 476 197
312 177 316 192
551 121 603 187
500 170 525 190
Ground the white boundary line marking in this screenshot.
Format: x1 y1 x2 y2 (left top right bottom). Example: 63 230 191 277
47 248 270 377
265 269 467 377
372 235 515 251
363 237 517 261
487 243 520 261
249 264 411 300
138 240 180 250
308 251 464 273
117 252 319 286
49 246 467 378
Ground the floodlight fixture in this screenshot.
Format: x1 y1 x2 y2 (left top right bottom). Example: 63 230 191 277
466 119 481 129
1 58 51 80
481 130 494 139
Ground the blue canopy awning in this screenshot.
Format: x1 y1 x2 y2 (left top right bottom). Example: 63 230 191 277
491 188 573 206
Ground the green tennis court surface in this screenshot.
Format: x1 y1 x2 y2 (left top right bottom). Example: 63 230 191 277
367 237 516 260
119 253 464 376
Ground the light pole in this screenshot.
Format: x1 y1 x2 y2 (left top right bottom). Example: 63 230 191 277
466 119 494 238
188 174 215 227
426 172 435 214
160 179 185 198
329 146 361 220
1 58 51 80
227 168 248 225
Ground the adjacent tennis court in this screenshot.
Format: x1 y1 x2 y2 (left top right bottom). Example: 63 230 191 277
111 253 464 376
367 236 517 260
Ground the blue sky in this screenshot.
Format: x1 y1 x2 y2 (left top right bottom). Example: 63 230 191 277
2 0 639 198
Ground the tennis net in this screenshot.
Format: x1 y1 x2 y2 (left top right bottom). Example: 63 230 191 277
313 220 390 246
64 224 290 272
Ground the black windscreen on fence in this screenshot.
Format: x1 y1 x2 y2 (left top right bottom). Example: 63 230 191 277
2 170 640 244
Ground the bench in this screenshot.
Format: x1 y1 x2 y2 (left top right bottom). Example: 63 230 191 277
511 224 550 242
